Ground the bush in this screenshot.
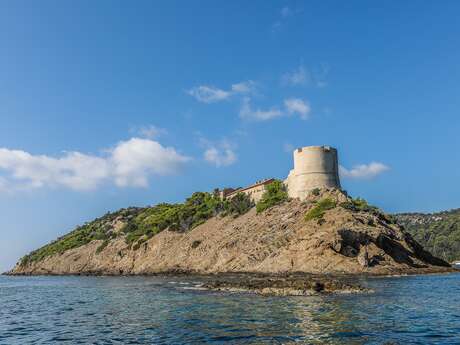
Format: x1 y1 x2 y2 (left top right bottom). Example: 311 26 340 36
256 180 289 213
311 188 321 196
340 197 377 213
304 198 337 221
223 192 254 216
96 239 110 254
126 192 226 246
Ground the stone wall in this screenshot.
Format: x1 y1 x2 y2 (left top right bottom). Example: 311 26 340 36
285 146 341 200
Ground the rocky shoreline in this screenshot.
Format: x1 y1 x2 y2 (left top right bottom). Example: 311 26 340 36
5 270 459 297
200 273 370 296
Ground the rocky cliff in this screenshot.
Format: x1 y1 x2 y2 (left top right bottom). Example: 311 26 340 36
9 189 452 276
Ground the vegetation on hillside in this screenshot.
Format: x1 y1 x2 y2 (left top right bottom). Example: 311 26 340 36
304 197 337 221
20 207 144 265
222 192 254 216
256 180 289 213
340 197 378 213
340 197 396 224
395 209 460 262
20 191 255 265
22 181 460 269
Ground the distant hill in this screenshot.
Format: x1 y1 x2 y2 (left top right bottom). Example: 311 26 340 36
395 209 460 263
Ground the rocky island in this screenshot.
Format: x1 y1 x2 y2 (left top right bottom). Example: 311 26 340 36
7 146 455 295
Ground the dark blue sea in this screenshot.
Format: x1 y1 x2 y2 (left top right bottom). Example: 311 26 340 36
1 273 460 344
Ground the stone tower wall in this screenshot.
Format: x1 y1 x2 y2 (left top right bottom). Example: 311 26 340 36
285 146 341 200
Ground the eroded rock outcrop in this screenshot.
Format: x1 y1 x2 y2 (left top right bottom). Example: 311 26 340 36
9 189 452 276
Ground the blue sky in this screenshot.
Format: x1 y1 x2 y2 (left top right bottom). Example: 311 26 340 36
1 1 459 272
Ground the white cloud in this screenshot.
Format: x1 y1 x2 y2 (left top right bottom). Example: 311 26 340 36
282 63 329 88
231 80 256 94
340 162 390 179
282 65 310 86
133 125 167 139
272 6 297 31
204 147 237 167
188 80 255 103
111 138 191 187
0 149 110 191
239 97 284 121
0 138 191 191
284 98 311 120
283 143 294 153
187 85 231 103
200 138 237 167
281 6 293 18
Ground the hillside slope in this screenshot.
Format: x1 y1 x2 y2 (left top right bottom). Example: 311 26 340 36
9 189 452 276
395 209 460 262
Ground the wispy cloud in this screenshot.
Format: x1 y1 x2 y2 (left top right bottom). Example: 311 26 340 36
283 143 295 153
0 138 191 192
187 85 232 103
272 6 297 31
131 125 168 139
188 80 256 103
239 97 312 122
200 138 237 167
204 147 237 167
231 80 257 94
340 162 389 179
282 63 329 88
239 97 284 121
282 65 310 86
284 98 311 120
281 6 294 18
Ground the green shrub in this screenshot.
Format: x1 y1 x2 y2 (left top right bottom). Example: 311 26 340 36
125 192 226 244
340 197 377 213
311 188 321 196
256 180 289 213
96 239 110 254
223 192 254 216
340 197 397 225
304 198 337 221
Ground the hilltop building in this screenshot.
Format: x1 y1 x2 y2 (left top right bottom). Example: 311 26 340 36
219 145 341 202
285 146 341 200
226 178 275 203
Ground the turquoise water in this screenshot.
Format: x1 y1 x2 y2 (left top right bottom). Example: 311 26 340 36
1 273 460 344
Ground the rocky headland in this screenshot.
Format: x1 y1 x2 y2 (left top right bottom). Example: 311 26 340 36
8 188 454 281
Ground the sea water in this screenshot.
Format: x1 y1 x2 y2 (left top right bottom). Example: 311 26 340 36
1 273 459 344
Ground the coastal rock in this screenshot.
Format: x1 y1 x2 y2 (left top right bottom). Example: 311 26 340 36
201 273 370 296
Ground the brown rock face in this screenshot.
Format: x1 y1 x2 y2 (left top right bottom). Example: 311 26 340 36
10 189 452 276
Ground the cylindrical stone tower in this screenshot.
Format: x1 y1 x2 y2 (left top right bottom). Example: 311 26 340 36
285 145 341 200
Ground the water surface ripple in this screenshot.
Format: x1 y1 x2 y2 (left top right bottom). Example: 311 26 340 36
1 273 460 344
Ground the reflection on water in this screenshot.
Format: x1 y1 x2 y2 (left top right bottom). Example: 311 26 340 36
0 273 460 344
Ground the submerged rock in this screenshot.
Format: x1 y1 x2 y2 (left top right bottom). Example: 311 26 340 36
201 273 370 296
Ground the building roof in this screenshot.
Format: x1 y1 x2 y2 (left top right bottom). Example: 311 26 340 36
227 178 275 197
